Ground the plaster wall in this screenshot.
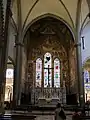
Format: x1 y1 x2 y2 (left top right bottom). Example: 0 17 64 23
81 21 90 64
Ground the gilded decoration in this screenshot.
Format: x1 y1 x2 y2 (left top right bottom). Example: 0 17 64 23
62 60 69 86
27 35 70 88
30 36 67 61
26 17 75 92
69 47 77 92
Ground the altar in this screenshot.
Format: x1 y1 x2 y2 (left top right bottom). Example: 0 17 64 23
31 87 66 107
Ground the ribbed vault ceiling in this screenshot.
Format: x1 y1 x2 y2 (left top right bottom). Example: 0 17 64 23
11 0 90 35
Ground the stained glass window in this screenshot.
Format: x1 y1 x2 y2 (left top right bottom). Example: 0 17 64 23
54 58 60 87
36 58 42 87
5 68 14 102
84 70 90 83
6 69 14 79
44 52 52 87
84 70 90 101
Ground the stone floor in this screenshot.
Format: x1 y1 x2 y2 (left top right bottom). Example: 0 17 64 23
3 109 90 120
34 111 72 120
35 115 72 120
5 110 72 120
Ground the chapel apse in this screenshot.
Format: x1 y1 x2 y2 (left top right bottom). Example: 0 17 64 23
24 16 77 94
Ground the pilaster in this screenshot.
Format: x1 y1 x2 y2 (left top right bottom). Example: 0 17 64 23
13 37 23 106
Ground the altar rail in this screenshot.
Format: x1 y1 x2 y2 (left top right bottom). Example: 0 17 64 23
31 87 66 105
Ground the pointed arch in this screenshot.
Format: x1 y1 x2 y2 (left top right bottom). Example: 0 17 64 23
22 13 75 43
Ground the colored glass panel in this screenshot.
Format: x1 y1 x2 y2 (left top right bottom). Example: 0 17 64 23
44 52 52 87
6 69 14 79
36 58 42 87
84 70 90 83
54 58 60 88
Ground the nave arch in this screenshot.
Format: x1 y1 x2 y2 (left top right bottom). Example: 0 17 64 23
22 13 76 43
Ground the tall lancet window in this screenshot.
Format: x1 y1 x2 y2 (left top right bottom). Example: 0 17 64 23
44 52 52 87
54 58 60 87
84 69 90 101
36 58 42 87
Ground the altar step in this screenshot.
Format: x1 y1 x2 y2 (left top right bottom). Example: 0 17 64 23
1 111 36 120
13 105 56 111
0 115 36 120
12 104 78 112
0 115 11 120
5 110 73 116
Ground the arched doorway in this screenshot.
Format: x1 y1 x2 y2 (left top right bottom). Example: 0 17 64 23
23 16 77 105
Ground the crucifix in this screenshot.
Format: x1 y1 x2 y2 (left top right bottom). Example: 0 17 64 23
44 65 54 87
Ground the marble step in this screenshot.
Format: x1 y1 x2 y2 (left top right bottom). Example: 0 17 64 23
0 114 36 120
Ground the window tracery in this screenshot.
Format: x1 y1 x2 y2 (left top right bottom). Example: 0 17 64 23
36 53 60 88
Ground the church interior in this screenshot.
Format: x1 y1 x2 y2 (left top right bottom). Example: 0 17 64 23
1 0 90 119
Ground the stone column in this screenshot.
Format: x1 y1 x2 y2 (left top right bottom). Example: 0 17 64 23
13 0 23 106
75 42 85 106
13 36 23 106
76 0 85 107
0 0 11 113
